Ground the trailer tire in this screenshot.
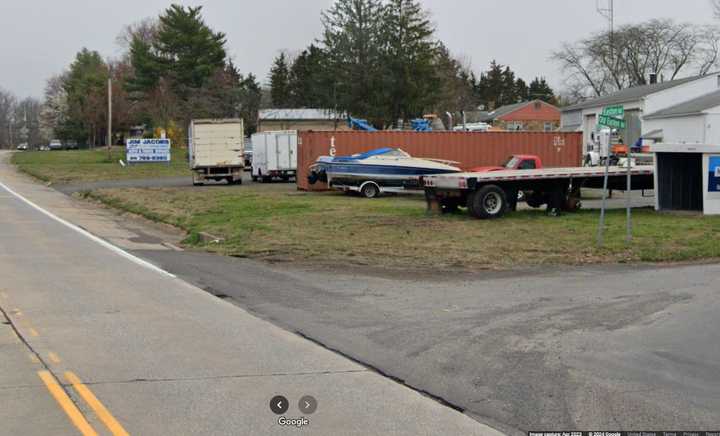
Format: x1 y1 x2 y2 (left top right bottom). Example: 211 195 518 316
360 182 380 199
468 185 508 219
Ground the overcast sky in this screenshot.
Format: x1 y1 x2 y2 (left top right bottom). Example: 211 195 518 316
1 0 717 99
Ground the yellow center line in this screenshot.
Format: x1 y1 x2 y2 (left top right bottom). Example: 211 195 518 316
65 372 130 436
29 328 39 337
48 352 62 364
37 370 99 436
12 308 22 316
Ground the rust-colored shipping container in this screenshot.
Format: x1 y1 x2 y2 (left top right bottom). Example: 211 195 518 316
297 131 583 190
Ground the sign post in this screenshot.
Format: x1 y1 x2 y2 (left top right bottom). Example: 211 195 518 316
596 105 626 247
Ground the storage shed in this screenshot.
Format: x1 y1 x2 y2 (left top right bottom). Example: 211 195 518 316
257 109 349 132
650 143 720 215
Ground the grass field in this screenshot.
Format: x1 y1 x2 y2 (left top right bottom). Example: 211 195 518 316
81 184 720 270
12 148 191 184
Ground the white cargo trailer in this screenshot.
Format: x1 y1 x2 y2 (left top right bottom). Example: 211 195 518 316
189 119 245 185
251 131 297 182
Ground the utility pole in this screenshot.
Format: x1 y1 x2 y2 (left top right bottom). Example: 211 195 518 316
596 0 615 247
107 76 112 160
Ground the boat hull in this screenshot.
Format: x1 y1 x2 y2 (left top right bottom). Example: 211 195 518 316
325 163 458 192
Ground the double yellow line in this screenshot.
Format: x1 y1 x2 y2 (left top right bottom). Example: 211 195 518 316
38 370 129 436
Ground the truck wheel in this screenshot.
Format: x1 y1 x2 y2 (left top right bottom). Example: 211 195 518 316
192 174 204 186
251 175 258 182
468 185 508 219
360 182 380 199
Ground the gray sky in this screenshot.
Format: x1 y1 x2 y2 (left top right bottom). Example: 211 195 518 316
1 0 717 99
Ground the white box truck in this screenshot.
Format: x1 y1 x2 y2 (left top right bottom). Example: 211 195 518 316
251 131 298 182
189 119 245 185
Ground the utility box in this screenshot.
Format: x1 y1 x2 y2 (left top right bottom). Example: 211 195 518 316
650 143 720 215
189 119 245 185
251 131 297 182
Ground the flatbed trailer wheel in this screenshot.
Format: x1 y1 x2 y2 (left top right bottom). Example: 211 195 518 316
468 185 508 219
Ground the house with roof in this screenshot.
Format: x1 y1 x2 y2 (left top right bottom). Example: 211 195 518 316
257 109 349 132
642 90 720 145
480 100 561 132
560 72 720 151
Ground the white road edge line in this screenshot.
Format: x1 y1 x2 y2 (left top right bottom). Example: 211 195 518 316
0 181 176 279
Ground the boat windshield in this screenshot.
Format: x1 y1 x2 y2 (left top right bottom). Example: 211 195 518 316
367 148 409 158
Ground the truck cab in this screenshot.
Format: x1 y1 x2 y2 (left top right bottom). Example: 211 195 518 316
469 155 542 172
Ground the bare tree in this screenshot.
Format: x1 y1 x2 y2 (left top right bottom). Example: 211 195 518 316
0 88 17 148
553 19 717 100
116 18 158 51
40 74 68 141
712 0 720 18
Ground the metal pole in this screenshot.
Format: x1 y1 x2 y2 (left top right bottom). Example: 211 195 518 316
626 147 633 243
597 131 611 247
107 77 112 160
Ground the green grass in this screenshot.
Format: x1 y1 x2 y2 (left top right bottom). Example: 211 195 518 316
12 148 191 184
81 185 720 270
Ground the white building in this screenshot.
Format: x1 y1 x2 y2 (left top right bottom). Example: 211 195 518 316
643 90 720 145
560 73 720 151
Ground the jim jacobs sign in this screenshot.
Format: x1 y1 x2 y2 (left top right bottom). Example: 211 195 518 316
126 139 171 163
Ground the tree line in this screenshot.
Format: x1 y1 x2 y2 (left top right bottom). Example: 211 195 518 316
268 0 556 128
36 5 261 148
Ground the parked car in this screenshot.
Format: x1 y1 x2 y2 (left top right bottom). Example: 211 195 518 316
38 145 50 151
48 139 63 150
65 140 79 150
244 137 253 169
16 143 28 151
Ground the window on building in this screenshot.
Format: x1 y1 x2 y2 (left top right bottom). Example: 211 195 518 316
506 122 524 131
544 122 553 132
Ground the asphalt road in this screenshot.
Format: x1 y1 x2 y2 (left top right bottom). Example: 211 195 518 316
133 249 720 435
0 152 497 435
4 151 718 434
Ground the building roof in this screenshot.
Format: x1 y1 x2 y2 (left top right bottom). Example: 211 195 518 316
259 109 345 121
480 100 556 122
643 89 720 119
562 75 703 112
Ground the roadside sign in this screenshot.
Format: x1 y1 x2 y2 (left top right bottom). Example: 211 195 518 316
710 156 720 192
126 138 171 163
598 114 626 130
602 105 624 117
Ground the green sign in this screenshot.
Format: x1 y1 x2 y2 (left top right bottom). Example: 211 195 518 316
602 105 625 117
598 114 626 129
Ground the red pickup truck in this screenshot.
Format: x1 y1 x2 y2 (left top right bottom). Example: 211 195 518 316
469 154 543 172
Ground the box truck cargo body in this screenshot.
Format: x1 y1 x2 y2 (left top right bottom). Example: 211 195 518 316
251 131 298 182
189 119 245 185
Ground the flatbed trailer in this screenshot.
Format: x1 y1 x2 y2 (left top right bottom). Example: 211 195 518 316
422 166 654 219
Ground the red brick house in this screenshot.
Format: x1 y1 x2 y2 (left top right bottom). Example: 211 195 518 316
480 100 561 132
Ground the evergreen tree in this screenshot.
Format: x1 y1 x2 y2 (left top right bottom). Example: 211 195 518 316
269 53 292 107
379 0 438 123
321 0 385 125
239 73 262 134
62 48 109 144
154 5 226 89
289 45 330 108
528 77 557 104
515 78 529 102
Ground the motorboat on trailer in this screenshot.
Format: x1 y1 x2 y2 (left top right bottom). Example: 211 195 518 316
307 147 461 198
